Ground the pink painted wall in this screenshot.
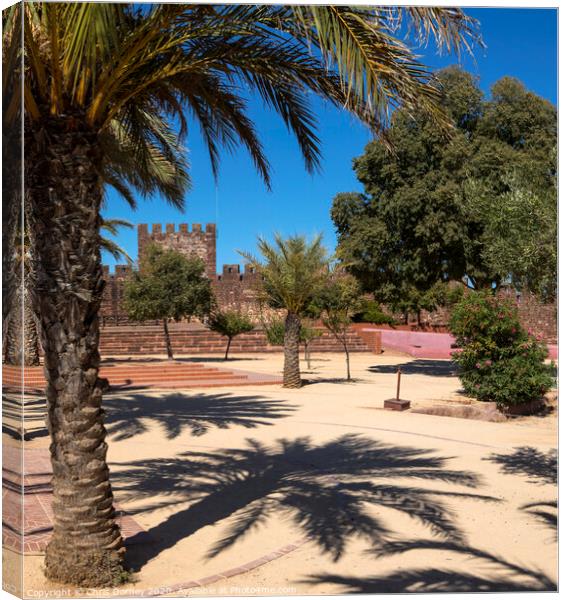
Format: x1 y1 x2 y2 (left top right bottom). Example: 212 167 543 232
363 327 557 361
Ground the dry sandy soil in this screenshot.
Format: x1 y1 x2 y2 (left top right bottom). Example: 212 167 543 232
4 350 558 597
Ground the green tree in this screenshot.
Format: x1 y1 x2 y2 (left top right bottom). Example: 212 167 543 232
332 67 557 307
262 315 286 346
462 174 557 301
240 235 329 388
3 3 479 584
300 320 323 370
208 310 255 360
311 271 362 380
124 245 213 360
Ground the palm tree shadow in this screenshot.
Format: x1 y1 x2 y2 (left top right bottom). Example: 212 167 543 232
304 568 554 593
368 360 458 377
112 435 498 573
484 447 557 485
305 539 556 592
485 447 557 541
522 500 557 538
104 392 296 440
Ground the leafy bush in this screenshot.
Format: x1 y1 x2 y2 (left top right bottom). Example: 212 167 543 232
263 317 285 345
263 317 321 346
449 292 553 408
444 283 465 307
352 299 395 325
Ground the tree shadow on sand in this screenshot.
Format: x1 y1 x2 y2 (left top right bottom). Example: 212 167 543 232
104 392 296 440
112 435 497 572
485 447 557 541
305 540 556 592
522 500 557 539
484 447 557 485
368 360 458 377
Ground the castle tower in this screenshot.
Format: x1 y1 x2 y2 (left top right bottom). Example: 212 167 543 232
137 222 217 277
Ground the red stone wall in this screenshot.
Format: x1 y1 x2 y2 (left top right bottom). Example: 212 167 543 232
499 288 557 344
388 288 557 344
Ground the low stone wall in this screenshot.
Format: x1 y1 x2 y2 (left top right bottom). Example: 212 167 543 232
99 324 373 356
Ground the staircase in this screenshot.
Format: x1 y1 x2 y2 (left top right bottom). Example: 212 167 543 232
2 362 282 391
98 325 372 356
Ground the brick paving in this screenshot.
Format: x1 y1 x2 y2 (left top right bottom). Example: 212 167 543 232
113 539 307 598
2 446 151 555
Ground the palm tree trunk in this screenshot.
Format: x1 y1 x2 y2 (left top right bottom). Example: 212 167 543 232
283 311 301 388
163 318 174 360
27 116 125 586
4 282 40 366
224 336 232 360
3 125 21 357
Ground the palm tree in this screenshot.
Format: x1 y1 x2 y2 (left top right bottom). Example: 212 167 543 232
4 3 480 585
3 218 133 367
3 220 40 366
240 235 329 388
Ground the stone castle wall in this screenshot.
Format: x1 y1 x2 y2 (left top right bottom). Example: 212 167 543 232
138 222 216 277
100 223 263 325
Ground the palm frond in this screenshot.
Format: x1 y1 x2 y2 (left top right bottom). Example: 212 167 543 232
20 3 480 201
100 218 133 263
239 234 328 314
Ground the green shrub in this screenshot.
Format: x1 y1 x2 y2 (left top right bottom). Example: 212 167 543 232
352 300 395 325
263 317 322 346
449 291 553 408
208 310 255 359
264 317 285 345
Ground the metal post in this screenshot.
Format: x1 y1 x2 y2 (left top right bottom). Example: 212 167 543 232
396 367 401 400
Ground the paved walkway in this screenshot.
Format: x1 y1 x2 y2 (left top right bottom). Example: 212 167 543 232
2 446 151 554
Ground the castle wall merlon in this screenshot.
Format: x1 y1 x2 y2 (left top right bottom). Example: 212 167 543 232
102 264 133 278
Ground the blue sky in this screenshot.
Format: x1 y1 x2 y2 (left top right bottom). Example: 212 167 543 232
101 7 558 271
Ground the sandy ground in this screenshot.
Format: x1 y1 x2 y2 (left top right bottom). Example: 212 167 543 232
3 350 558 597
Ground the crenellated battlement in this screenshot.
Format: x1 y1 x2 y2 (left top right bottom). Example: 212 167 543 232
137 223 216 236
102 264 134 278
216 263 259 281
102 261 259 281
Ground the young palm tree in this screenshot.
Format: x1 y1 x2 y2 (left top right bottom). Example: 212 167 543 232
3 3 480 585
240 235 329 388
